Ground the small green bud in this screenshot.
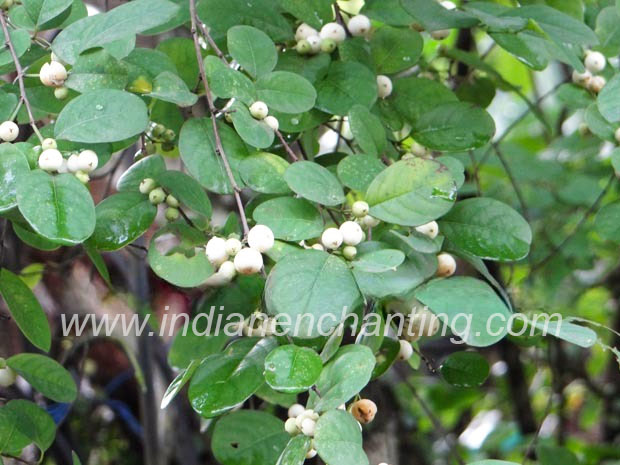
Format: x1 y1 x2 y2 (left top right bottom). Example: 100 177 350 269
139 178 157 194
42 138 57 150
163 129 176 142
162 142 175 152
165 207 180 222
320 38 337 53
54 86 69 100
152 124 166 138
343 245 357 260
75 171 90 184
166 194 179 208
296 39 311 55
0 0 13 10
144 141 156 155
149 187 166 205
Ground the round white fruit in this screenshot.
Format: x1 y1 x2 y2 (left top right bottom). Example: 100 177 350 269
311 243 325 251
415 221 439 239
397 339 413 360
249 101 268 120
288 403 305 419
320 22 346 43
0 121 18 142
361 214 380 228
588 75 606 93
225 237 242 256
57 157 69 174
342 245 357 260
139 178 157 194
441 0 456 9
78 149 98 172
234 247 263 274
307 35 322 54
376 75 393 99
436 252 456 277
285 417 299 435
352 200 369 218
431 29 451 40
205 236 228 266
218 260 237 280
39 63 54 86
306 449 317 459
0 366 17 387
248 224 275 253
615 127 620 144
348 14 371 37
48 61 68 85
300 418 316 436
584 51 606 73
321 227 343 249
295 23 318 41
340 221 363 246
264 115 279 131
572 69 591 86
67 154 81 173
408 309 440 338
42 138 57 150
38 148 63 172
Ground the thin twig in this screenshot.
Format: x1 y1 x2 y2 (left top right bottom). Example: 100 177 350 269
275 129 299 162
195 21 228 64
189 0 249 237
494 145 530 222
0 11 43 143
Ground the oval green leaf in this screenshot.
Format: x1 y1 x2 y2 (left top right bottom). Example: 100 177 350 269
7 353 77 403
253 197 324 241
264 345 323 393
284 161 345 206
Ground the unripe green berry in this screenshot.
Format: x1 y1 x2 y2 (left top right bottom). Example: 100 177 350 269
296 39 311 55
320 38 337 53
42 138 57 150
144 141 156 154
162 142 175 152
163 129 176 142
54 86 69 100
343 245 357 260
165 207 180 222
139 178 157 194
149 187 166 205
152 124 166 138
75 171 90 184
166 194 179 208
0 0 13 10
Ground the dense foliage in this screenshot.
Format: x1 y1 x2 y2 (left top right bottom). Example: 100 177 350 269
0 0 620 464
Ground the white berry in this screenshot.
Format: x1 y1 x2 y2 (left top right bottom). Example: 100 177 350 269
295 23 318 41
340 221 363 246
352 201 369 218
441 0 456 9
348 14 371 37
202 270 231 287
0 121 18 142
342 245 357 260
306 449 317 459
311 243 324 251
615 127 620 144
288 403 305 419
39 63 54 86
0 366 17 387
306 35 322 54
300 418 316 436
77 149 98 172
218 260 237 280
38 148 63 172
247 224 275 253
264 115 279 131
436 252 456 277
225 237 242 256
415 221 439 239
572 69 591 86
397 339 413 360
57 157 69 174
408 308 440 338
249 101 268 120
588 75 606 93
205 236 228 266
431 29 451 40
584 51 606 73
42 138 57 150
47 61 67 86
67 154 81 173
320 22 346 43
285 417 299 435
361 214 380 228
139 178 157 194
321 227 343 249
376 75 393 99
234 247 263 274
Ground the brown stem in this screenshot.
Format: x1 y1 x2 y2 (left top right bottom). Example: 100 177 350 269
0 11 43 143
195 20 228 64
275 129 298 162
189 0 249 237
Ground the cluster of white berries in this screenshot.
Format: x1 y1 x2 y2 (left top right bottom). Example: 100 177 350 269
412 220 457 278
318 219 364 260
139 178 181 222
0 120 18 142
295 14 370 56
0 358 17 388
572 50 607 94
429 1 457 40
248 101 279 132
39 56 69 100
38 139 98 183
239 313 278 337
351 200 381 231
285 404 319 458
203 224 274 285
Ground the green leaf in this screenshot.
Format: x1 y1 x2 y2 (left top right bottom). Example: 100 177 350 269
595 7 620 56
55 89 149 143
440 351 489 387
157 37 198 88
385 229 443 255
256 71 317 113
168 326 228 369
312 345 375 412
227 25 277 79
392 77 458 124
348 105 387 157
352 249 405 273
16 171 96 245
314 410 369 465
370 26 423 73
595 202 620 242
366 158 456 226
400 0 478 31
316 62 378 115
276 0 333 29
239 152 291 194
490 31 549 71
154 170 212 218
91 192 157 251
536 444 580 465
265 250 362 338
585 103 616 141
0 268 51 352
179 118 249 194
598 73 620 123
467 461 520 465
230 101 275 149
253 197 324 241
264 345 323 393
439 198 532 261
0 143 30 213
13 224 61 251
413 102 495 151
52 0 179 64
362 0 416 26
461 3 527 32
205 55 257 105
23 0 73 29
7 353 77 402
83 242 112 287
64 49 128 93
117 155 167 192
212 410 289 465
336 154 385 192
0 400 56 455
276 435 312 465
147 71 198 107
284 161 345 206
534 319 597 348
161 360 199 409
415 277 511 347
189 338 277 417
0 30 30 74
148 224 214 287
0 91 19 123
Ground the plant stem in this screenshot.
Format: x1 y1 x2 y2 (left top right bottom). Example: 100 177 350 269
275 129 299 162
